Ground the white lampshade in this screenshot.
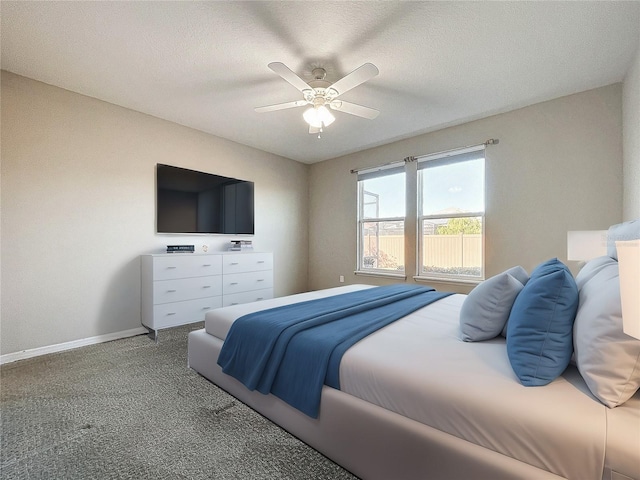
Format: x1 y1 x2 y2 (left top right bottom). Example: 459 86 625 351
617 239 640 340
303 106 335 128
317 106 335 126
567 230 607 261
303 107 320 127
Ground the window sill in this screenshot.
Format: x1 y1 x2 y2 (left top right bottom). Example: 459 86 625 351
355 270 407 280
413 275 482 287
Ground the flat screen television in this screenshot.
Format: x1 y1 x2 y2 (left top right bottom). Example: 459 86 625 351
156 164 254 235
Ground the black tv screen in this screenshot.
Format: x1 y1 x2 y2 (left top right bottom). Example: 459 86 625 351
156 164 254 235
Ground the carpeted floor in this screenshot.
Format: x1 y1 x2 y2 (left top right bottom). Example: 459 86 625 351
0 324 359 479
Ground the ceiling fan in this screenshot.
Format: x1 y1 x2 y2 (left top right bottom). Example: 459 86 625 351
255 62 380 135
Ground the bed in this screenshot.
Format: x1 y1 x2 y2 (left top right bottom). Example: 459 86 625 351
188 223 640 480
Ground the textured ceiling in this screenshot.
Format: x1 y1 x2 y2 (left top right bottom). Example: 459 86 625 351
2 1 639 164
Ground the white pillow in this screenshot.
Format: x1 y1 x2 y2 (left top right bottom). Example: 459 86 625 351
606 219 640 260
460 266 528 342
575 255 614 290
573 256 640 407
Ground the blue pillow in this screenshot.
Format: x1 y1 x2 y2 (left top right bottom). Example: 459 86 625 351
506 258 579 386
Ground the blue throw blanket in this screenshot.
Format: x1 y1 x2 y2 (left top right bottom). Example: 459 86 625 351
217 284 452 418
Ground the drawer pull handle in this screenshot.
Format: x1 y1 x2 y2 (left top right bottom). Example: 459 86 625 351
167 266 177 269
230 262 239 265
231 303 239 306
230 282 238 285
257 261 265 264
203 264 212 267
167 312 176 316
202 307 211 310
257 279 264 282
256 297 264 301
167 289 177 293
202 285 211 289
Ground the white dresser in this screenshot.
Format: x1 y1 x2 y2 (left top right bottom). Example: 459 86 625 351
141 252 273 339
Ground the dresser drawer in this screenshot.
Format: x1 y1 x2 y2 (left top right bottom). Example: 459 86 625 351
150 296 223 330
153 275 222 304
223 288 274 307
222 253 273 275
152 255 222 280
223 271 274 295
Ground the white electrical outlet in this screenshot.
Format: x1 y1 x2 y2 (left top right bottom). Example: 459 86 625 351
339 275 345 283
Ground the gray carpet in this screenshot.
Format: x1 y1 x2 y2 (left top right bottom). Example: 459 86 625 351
0 324 358 479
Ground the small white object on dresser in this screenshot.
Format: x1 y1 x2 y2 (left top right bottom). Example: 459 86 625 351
141 252 273 340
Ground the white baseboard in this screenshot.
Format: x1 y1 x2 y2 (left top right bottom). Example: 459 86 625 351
0 327 149 365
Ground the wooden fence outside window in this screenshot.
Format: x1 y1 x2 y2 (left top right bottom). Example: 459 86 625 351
363 234 482 270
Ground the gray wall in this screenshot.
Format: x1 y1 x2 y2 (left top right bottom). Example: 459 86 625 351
2 69 633 357
309 85 623 293
1 71 309 356
623 35 640 221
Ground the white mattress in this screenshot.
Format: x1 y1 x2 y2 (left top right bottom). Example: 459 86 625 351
204 285 640 480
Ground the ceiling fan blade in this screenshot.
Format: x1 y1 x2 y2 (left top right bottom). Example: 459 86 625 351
255 100 307 113
329 63 379 97
330 100 379 119
268 62 311 93
309 125 321 135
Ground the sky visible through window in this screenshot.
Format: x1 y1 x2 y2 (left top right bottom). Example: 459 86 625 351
362 172 405 218
422 159 484 215
362 159 484 218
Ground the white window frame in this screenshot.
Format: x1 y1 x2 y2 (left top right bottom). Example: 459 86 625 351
415 146 486 284
355 163 406 278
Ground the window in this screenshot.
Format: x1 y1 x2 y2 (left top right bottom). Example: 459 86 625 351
417 146 485 281
357 164 405 274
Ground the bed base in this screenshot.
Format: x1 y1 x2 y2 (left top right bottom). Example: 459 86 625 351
188 328 566 480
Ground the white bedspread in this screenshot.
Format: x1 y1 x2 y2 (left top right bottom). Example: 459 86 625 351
339 294 606 480
205 285 639 480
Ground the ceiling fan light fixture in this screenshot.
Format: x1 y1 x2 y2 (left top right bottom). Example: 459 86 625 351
303 105 335 128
